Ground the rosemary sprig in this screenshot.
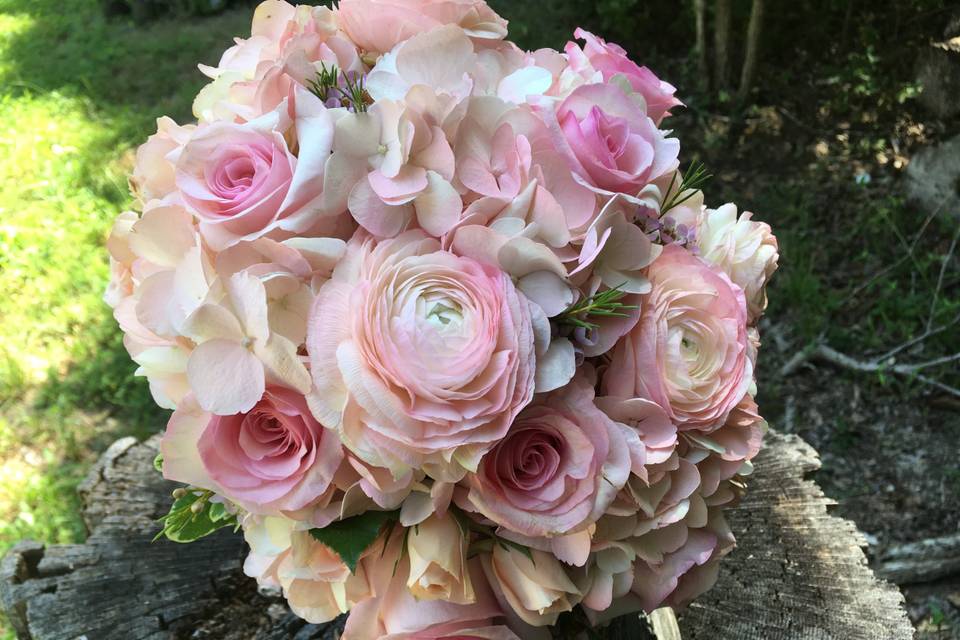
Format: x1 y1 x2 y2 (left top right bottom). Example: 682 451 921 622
307 62 370 113
307 62 341 102
660 159 712 214
557 285 638 330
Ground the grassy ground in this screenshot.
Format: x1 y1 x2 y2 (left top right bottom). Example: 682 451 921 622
0 0 252 634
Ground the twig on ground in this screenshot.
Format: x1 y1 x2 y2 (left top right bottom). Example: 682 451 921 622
782 343 960 399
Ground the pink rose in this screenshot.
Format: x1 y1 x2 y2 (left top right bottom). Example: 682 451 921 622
337 0 508 54
565 29 682 124
176 87 336 249
545 83 679 197
161 388 343 514
307 230 542 480
467 374 631 537
605 244 752 432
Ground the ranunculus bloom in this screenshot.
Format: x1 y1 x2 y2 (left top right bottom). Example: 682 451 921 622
606 244 752 432
337 0 508 54
161 388 343 514
176 87 336 249
544 82 679 197
481 545 580 627
467 374 631 537
307 230 542 480
565 29 682 125
696 203 779 322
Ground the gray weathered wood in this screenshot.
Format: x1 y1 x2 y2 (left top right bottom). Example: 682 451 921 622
678 430 914 639
876 533 960 586
1 430 912 639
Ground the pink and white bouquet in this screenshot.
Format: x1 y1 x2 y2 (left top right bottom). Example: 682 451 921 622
106 1 778 636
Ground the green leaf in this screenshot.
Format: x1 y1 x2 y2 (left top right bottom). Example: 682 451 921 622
309 510 399 573
156 489 237 544
153 453 163 473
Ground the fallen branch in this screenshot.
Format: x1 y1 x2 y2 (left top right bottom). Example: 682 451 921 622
781 344 960 399
875 533 960 585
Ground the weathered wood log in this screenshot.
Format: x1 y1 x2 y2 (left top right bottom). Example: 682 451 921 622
0 430 913 639
875 533 960 585
677 430 913 639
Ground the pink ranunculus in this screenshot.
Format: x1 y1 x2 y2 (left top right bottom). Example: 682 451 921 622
605 243 752 432
543 82 679 198
307 230 542 481
337 0 508 54
565 29 682 125
161 388 343 514
176 87 336 250
466 374 631 537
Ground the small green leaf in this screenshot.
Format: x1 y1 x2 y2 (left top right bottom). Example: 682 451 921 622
156 489 237 544
153 453 164 473
309 510 399 573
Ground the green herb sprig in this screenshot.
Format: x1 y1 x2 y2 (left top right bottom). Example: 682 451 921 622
307 62 370 112
557 285 638 330
660 159 712 214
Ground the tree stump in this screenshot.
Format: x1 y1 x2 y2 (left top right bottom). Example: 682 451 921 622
0 430 913 639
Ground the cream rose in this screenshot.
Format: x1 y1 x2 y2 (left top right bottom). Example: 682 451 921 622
697 203 779 321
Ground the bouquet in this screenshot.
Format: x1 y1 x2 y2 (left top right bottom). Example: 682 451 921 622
106 1 779 636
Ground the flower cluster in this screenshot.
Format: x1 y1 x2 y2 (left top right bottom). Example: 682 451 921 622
106 1 779 637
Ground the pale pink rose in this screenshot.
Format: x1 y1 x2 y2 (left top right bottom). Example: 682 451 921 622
337 0 507 54
481 545 581 627
565 29 682 124
541 82 678 198
177 87 337 249
605 244 752 432
161 388 342 514
696 203 779 321
307 230 542 480
466 374 631 537
131 117 196 202
200 388 342 511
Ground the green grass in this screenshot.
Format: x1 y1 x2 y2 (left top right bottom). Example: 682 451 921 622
0 1 252 634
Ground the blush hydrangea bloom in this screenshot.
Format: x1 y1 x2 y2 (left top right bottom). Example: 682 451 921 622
108 0 778 635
